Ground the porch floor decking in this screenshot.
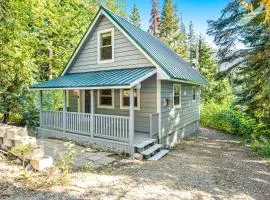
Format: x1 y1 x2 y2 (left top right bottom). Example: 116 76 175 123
133 132 154 146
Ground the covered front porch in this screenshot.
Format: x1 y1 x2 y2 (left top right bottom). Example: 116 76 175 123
32 68 159 154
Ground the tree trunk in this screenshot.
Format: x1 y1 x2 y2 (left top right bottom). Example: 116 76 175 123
48 47 53 80
3 102 10 124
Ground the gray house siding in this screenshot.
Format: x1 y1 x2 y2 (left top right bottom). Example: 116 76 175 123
68 15 153 74
68 74 157 133
160 81 200 145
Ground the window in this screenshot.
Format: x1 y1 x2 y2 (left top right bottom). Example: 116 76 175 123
173 84 181 108
120 89 140 110
97 28 114 63
192 86 196 101
98 89 114 108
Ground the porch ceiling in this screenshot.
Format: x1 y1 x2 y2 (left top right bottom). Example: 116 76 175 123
30 67 156 90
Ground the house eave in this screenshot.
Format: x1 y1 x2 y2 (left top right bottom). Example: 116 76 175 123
169 78 207 86
30 85 132 91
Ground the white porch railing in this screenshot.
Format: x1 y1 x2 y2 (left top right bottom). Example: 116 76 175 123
94 114 129 142
66 112 92 135
41 110 63 130
40 110 129 142
150 113 159 138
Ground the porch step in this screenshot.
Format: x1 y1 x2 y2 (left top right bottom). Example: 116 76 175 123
133 138 156 149
148 149 169 161
141 144 163 157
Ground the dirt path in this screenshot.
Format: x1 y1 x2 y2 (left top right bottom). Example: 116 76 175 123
1 128 270 200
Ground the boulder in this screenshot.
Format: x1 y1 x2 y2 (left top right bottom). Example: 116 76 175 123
30 156 53 171
7 127 28 140
3 138 14 147
25 163 33 171
0 125 11 138
14 136 36 147
14 158 23 165
0 144 8 151
23 146 45 160
0 138 3 145
133 153 143 160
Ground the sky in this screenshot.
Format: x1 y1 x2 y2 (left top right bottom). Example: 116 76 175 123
125 0 229 48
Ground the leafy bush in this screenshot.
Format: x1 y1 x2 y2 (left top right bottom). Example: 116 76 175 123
251 137 270 156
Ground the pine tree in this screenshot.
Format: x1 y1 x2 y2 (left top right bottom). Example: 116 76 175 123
179 13 186 35
208 0 270 123
196 37 231 103
129 4 141 27
187 21 196 65
159 0 178 43
158 0 187 59
148 0 160 36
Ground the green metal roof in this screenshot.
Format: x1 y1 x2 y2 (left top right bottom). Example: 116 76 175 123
101 6 207 85
31 67 156 89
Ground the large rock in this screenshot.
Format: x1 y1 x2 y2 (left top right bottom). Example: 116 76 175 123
0 125 11 138
24 146 45 160
0 144 8 151
30 156 53 171
7 127 28 140
133 153 143 160
0 138 3 145
14 136 36 147
3 138 14 147
25 163 33 171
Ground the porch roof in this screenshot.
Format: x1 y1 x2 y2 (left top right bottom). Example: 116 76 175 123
30 67 156 90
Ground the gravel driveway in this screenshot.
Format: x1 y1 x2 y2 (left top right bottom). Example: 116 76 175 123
1 128 269 200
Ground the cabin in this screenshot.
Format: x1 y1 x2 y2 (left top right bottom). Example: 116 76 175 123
31 6 207 158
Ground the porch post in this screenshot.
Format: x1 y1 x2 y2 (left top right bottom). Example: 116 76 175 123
39 90 43 128
129 88 135 155
63 90 67 133
90 90 94 139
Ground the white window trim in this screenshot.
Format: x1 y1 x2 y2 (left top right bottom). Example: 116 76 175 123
173 83 181 108
120 89 140 110
97 28 114 64
192 86 197 102
97 89 115 109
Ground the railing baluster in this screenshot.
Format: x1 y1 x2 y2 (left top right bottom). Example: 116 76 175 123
42 111 131 142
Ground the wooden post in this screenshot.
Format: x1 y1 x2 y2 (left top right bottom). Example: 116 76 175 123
149 113 153 138
90 90 94 139
63 90 67 133
39 90 43 128
129 88 134 155
157 79 161 141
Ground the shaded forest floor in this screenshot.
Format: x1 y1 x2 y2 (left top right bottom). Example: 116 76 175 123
1 128 270 200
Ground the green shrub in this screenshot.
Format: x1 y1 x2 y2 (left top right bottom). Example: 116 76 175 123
200 102 232 132
251 137 270 157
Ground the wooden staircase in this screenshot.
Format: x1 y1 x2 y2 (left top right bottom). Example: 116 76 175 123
133 139 169 160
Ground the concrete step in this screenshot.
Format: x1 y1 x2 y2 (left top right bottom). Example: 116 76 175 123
141 144 163 157
133 138 156 149
148 149 169 161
